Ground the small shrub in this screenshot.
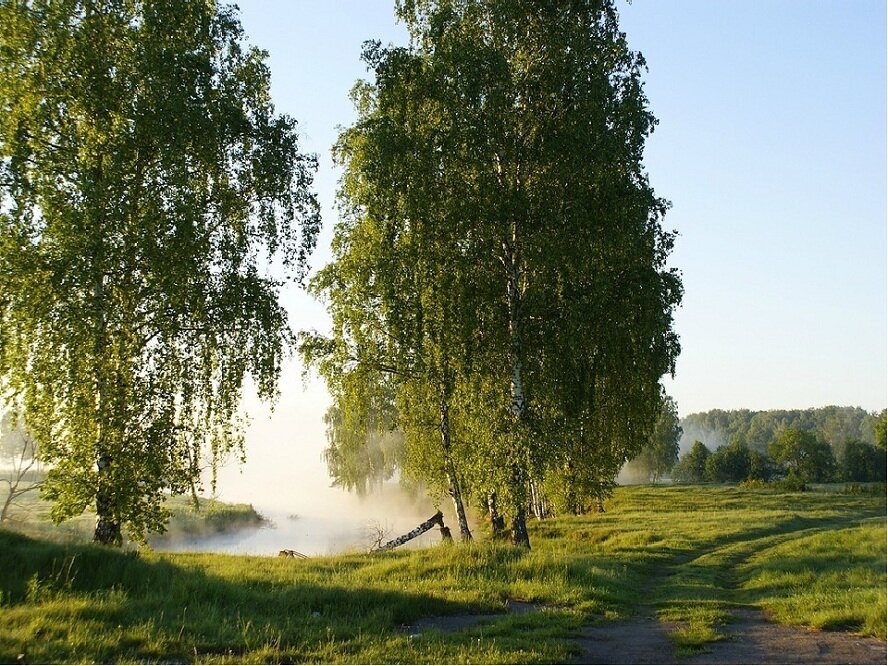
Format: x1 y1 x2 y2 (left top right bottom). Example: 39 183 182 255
772 474 806 492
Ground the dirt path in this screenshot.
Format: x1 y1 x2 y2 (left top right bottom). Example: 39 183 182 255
575 607 886 665
403 603 886 664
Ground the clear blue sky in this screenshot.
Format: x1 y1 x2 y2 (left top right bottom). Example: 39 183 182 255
235 0 886 419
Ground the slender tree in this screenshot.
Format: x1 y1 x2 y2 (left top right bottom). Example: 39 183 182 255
630 393 682 482
303 48 480 539
672 440 711 484
0 0 319 544
0 411 41 523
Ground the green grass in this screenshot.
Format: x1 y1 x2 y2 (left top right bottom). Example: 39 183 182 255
738 523 886 636
0 484 884 663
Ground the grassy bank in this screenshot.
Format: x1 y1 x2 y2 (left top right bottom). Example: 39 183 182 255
0 484 884 663
0 485 265 546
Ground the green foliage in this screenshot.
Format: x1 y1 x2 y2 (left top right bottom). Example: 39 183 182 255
322 403 405 497
704 437 752 483
699 437 774 484
681 406 883 460
874 409 887 451
0 480 264 545
671 440 711 483
768 428 836 483
771 472 807 492
627 393 682 483
0 0 319 544
840 439 886 483
308 0 681 542
745 448 773 482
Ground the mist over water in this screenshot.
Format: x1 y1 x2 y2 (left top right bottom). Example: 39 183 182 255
157 496 447 557
153 369 460 556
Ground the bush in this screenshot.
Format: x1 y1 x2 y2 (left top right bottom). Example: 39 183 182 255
772 472 807 492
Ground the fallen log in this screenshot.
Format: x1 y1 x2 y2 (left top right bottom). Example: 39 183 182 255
371 510 450 553
278 549 308 559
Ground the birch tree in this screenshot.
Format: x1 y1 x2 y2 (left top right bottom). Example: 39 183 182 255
0 411 41 523
303 51 479 539
312 0 680 547
0 0 319 544
389 0 680 544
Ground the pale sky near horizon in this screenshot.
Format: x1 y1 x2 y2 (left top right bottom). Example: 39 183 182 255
214 0 886 508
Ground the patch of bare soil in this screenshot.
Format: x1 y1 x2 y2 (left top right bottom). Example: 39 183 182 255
575 615 679 664
575 607 887 665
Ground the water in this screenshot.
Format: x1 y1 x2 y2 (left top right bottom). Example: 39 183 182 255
149 390 461 557
155 504 446 556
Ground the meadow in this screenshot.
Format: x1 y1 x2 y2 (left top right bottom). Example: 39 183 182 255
0 484 884 664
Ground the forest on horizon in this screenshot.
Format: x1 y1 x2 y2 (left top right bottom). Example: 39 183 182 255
679 405 885 454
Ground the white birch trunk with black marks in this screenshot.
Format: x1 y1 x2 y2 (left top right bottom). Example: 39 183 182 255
504 229 531 548
440 397 472 541
370 510 449 552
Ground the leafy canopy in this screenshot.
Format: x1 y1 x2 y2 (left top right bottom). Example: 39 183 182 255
0 0 319 542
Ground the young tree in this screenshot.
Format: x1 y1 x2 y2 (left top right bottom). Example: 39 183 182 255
0 0 319 544
874 409 887 452
704 437 751 483
304 59 480 540
840 439 886 483
0 411 41 523
672 440 711 484
630 393 682 482
322 401 405 498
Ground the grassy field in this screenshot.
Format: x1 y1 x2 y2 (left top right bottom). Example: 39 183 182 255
0 484 884 663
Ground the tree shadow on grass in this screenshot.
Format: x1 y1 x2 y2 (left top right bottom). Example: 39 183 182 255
0 529 496 663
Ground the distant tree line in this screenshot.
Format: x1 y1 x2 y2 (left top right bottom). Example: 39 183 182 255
680 406 883 455
672 407 887 486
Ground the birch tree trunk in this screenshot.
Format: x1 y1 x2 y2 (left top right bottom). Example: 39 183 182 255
487 491 506 538
440 397 473 541
91 190 121 547
505 230 531 548
371 510 447 552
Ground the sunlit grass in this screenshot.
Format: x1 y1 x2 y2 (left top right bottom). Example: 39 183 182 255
0 484 884 663
738 523 886 638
